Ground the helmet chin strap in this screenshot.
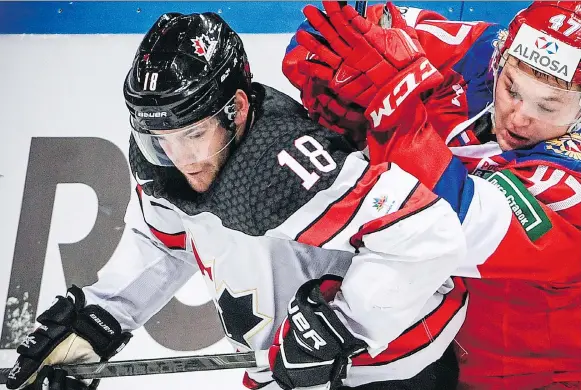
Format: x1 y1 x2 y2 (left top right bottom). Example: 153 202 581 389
489 57 504 135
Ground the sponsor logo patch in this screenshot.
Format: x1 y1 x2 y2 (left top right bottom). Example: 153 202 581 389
508 23 581 82
486 170 552 241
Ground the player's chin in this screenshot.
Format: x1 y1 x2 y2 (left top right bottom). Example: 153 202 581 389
496 136 518 151
185 171 214 193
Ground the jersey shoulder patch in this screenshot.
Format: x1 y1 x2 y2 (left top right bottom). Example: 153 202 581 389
504 132 581 174
486 169 552 241
542 133 581 171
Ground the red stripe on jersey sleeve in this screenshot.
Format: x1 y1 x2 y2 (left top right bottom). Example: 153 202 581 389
349 182 439 249
148 227 186 250
295 163 389 247
136 184 186 250
351 277 467 366
242 372 271 389
191 238 213 280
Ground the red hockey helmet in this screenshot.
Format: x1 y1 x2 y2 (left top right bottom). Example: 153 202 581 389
493 1 581 84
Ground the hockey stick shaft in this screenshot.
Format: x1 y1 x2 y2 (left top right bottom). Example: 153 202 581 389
354 1 393 28
354 1 368 17
0 350 269 383
338 1 367 16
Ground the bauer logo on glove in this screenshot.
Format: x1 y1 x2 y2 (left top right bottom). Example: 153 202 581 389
269 279 366 390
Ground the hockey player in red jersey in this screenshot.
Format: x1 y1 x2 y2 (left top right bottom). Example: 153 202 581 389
5 11 468 390
283 1 581 389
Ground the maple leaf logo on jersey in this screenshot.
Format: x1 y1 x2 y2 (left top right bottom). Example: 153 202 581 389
216 284 270 349
191 35 218 62
545 132 581 161
372 196 390 212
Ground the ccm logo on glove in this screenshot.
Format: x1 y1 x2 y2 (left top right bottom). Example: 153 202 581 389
370 59 437 128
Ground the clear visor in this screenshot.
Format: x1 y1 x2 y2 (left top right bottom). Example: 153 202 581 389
500 60 581 126
131 97 237 166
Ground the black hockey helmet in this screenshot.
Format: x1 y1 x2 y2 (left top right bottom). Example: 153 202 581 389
124 12 253 166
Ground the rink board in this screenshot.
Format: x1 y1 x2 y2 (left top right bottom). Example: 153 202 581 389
0 2 529 389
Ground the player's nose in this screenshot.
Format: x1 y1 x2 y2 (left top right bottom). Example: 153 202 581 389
509 101 532 128
165 140 201 167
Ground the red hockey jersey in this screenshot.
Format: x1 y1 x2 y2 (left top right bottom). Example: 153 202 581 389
368 12 581 390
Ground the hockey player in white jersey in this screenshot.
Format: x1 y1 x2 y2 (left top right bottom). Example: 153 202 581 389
6 12 466 390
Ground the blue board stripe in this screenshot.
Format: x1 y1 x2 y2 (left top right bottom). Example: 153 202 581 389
0 1 470 34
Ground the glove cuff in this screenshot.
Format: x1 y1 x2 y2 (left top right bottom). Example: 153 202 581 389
299 279 366 354
74 304 131 360
38 285 131 360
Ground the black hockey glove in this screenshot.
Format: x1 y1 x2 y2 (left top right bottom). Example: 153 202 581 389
268 279 366 390
22 366 89 390
6 285 132 390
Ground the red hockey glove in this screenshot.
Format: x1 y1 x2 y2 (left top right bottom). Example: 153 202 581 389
303 80 369 149
268 279 365 390
282 18 333 92
297 1 427 108
363 59 443 165
287 1 441 151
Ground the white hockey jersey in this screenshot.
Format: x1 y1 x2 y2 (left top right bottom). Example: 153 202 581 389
83 84 466 388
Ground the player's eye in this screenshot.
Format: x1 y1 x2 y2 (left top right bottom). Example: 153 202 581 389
188 131 205 140
537 104 556 113
508 89 519 99
505 81 517 96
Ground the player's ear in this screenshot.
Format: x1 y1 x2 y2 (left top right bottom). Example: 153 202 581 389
233 89 250 127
